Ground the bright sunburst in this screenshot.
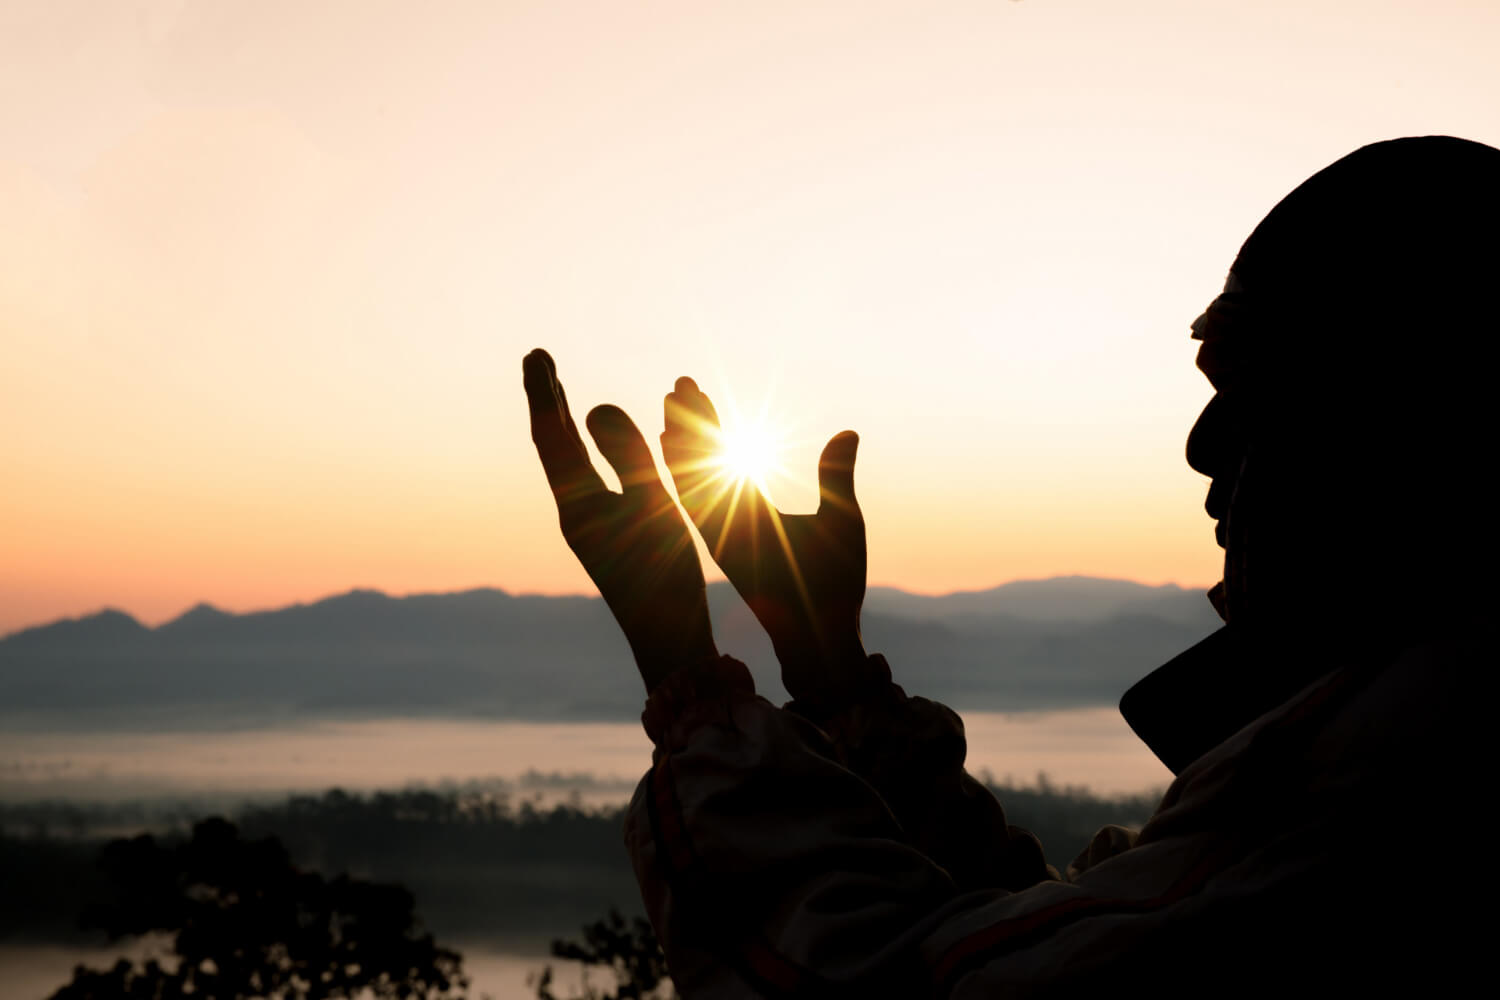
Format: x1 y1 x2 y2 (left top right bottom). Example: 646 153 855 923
714 422 782 487
679 378 814 516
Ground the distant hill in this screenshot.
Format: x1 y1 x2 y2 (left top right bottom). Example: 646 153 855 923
0 578 1220 729
864 576 1215 628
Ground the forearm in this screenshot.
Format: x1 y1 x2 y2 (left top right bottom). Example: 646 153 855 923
626 659 962 996
792 662 1055 892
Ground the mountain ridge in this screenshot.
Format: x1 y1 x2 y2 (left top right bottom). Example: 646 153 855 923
0 577 1221 728
6 576 1212 641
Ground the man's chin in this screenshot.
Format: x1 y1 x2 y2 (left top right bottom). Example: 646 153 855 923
1206 581 1229 621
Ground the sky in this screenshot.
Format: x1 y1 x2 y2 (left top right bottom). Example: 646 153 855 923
3 1 1497 634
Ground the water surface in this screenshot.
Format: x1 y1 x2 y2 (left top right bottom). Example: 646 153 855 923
0 709 1170 803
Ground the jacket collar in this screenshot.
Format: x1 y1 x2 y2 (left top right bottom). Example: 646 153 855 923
1119 625 1324 775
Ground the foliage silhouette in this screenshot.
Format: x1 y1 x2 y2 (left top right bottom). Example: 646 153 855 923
46 817 470 1000
2 779 1158 954
531 908 673 1000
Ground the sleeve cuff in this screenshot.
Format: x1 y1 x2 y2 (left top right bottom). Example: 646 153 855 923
781 652 897 725
640 653 759 752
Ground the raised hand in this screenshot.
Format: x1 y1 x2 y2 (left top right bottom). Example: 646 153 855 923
662 377 872 710
524 350 717 692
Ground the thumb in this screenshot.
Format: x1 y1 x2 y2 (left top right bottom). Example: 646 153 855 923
587 405 663 494
817 431 861 518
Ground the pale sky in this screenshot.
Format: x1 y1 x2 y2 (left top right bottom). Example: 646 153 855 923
3 1 1497 633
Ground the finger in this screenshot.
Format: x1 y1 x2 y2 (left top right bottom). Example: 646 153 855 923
817 431 862 519
675 376 721 424
663 379 759 556
661 376 726 500
523 349 605 504
587 404 669 497
662 377 722 455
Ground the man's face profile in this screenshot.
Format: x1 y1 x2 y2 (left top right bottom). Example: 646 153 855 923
1184 279 1252 623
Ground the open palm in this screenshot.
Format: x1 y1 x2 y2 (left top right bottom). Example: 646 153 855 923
524 350 717 692
662 377 869 708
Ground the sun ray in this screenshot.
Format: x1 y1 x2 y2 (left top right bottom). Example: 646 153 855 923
765 504 813 618
668 364 834 584
714 476 749 561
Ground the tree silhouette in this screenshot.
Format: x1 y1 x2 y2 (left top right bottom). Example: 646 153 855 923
48 817 470 1000
531 908 673 1000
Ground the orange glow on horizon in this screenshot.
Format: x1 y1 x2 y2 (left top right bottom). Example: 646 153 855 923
3 1 1494 634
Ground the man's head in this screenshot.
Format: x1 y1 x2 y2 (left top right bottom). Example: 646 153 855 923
1186 136 1499 637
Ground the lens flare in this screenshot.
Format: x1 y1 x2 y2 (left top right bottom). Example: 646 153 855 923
714 423 781 488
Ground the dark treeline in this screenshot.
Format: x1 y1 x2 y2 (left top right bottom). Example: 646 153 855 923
1 780 1158 952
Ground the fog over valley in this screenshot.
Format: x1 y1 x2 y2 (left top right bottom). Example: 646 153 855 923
1 577 1201 998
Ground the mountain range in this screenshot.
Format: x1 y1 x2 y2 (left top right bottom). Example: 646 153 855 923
0 577 1221 729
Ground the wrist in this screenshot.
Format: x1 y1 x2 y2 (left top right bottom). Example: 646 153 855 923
640 652 757 749
778 646 892 721
631 627 718 694
774 629 867 675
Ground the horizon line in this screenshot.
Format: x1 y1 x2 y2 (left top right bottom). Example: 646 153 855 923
4 573 1218 639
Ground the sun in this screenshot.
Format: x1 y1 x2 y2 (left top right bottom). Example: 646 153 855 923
712 420 784 489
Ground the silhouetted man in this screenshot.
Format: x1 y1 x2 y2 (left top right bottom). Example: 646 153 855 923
524 135 1496 997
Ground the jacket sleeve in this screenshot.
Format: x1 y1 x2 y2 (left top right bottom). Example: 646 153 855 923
801 658 1055 892
622 643 1460 997
623 656 1023 997
619 655 1245 999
